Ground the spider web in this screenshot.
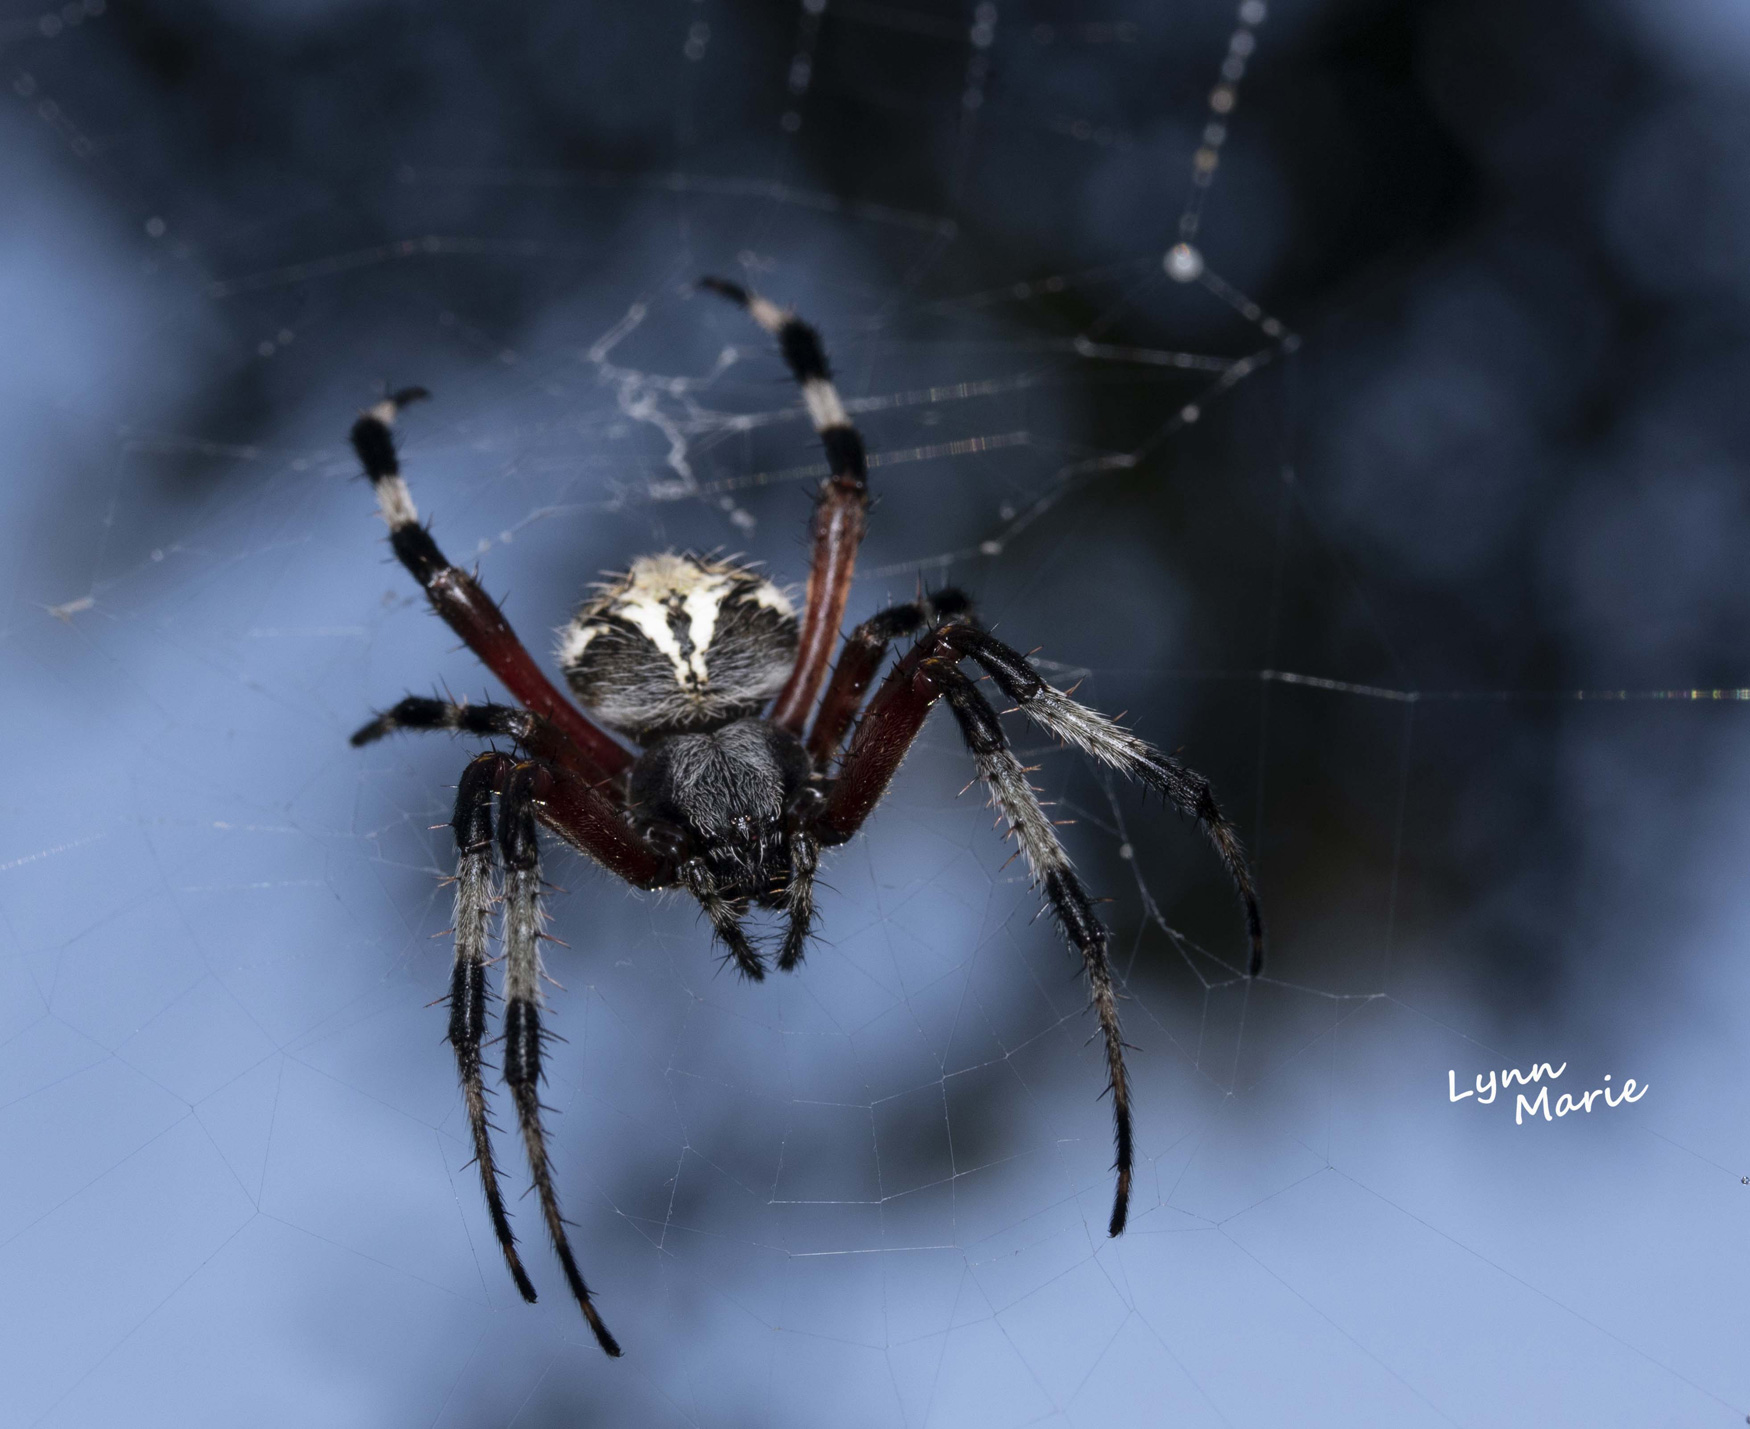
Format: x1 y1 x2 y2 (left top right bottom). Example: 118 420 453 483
3 1 1749 1425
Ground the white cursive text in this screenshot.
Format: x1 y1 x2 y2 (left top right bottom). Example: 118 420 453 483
1446 1062 1647 1124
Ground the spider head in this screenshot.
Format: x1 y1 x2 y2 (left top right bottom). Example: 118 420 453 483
629 717 811 897
558 553 798 741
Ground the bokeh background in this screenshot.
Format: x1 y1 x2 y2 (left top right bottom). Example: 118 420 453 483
4 0 1748 1424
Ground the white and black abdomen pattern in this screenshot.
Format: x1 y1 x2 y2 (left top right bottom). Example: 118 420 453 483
558 554 798 740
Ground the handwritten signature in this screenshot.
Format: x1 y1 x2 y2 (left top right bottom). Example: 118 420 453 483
1448 1062 1647 1124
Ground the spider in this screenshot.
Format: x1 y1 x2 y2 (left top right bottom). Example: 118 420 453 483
343 279 1265 1357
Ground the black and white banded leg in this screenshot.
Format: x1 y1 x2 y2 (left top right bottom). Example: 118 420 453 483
497 764 622 1357
352 694 540 749
449 753 538 1302
697 277 863 488
347 390 633 782
698 276 869 732
944 626 1266 978
922 657 1136 1237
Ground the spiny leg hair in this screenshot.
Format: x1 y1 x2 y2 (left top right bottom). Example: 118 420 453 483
449 753 538 1302
923 658 1135 1237
944 626 1266 978
497 765 623 1357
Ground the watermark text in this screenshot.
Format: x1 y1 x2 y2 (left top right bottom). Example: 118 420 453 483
1447 1062 1647 1124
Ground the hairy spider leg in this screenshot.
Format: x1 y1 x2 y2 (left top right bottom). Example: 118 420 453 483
351 697 667 891
813 623 1266 1235
349 392 632 784
451 754 668 1348
449 753 540 1301
351 694 598 770
939 626 1265 978
353 694 541 748
526 761 669 891
927 660 1134 1236
497 764 623 1358
778 819 819 972
812 640 1134 1235
807 588 975 767
815 647 1134 1238
699 279 868 733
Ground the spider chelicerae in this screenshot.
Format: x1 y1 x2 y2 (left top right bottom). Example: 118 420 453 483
344 279 1265 1357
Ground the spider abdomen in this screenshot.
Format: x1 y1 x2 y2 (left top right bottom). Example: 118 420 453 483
559 554 798 740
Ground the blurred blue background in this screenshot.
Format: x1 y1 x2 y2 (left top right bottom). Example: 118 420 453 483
3 0 1748 1424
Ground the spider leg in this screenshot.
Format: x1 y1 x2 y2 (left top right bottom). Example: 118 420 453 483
351 695 624 803
511 760 666 892
809 642 1135 1233
449 752 539 1303
811 633 945 846
812 622 1264 1233
807 588 974 767
700 278 868 733
348 392 631 783
941 626 1265 977
679 860 766 981
777 825 819 973
924 659 1135 1237
497 763 623 1358
354 694 540 747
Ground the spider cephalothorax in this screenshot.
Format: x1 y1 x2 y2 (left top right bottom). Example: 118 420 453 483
632 715 811 906
341 279 1265 1358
